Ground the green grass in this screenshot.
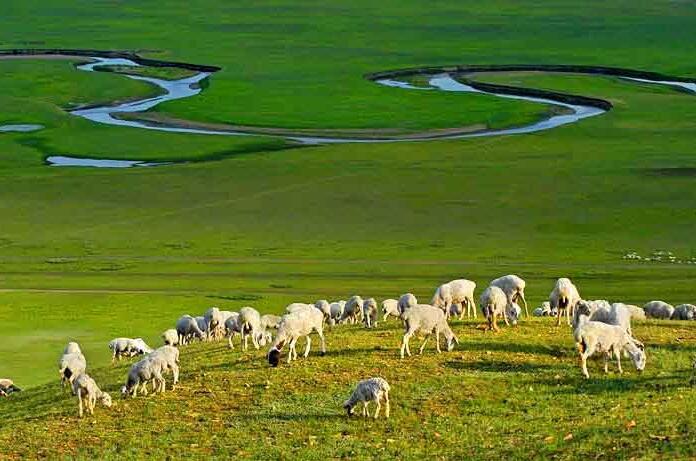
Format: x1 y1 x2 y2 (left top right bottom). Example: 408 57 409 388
0 0 694 458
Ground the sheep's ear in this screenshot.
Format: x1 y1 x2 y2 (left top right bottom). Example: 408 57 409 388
633 339 645 351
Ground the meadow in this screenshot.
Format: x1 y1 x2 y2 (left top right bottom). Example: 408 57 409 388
0 0 695 459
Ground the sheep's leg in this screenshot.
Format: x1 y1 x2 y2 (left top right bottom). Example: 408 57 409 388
77 389 84 418
132 383 138 398
520 292 529 318
491 313 500 332
373 400 381 419
400 332 413 358
89 395 96 415
615 348 623 374
383 313 388 322
252 331 260 350
362 402 369 418
418 334 430 355
555 307 563 327
172 365 179 386
303 336 312 358
317 328 327 355
228 333 235 350
384 393 390 418
288 337 298 363
502 307 510 326
604 352 610 374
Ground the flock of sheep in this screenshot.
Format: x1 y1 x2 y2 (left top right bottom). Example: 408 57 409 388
3 274 695 420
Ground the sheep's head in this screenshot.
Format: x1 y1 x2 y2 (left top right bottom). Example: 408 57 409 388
268 348 281 367
508 302 521 325
101 392 113 408
120 385 129 398
446 331 459 351
343 401 355 416
257 332 268 347
626 339 646 372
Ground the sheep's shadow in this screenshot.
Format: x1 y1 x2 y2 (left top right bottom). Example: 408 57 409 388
457 341 568 357
227 412 342 422
530 369 692 395
444 359 562 373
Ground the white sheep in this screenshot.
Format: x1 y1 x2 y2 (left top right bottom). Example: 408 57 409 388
643 300 674 319
624 304 647 321
340 296 364 324
261 314 282 330
397 293 418 314
204 307 225 340
431 279 477 319
175 315 205 345
64 342 82 355
490 274 529 317
121 355 167 398
549 277 581 326
72 373 112 418
148 345 180 390
572 300 633 336
108 337 153 363
268 308 326 366
286 302 314 314
381 299 400 321
239 306 267 351
343 377 391 419
533 302 553 317
479 286 511 331
328 301 345 325
162 329 179 346
225 312 242 350
573 318 646 378
362 298 378 328
0 379 21 397
314 300 331 322
59 345 87 391
672 304 696 321
400 304 458 358
195 316 210 340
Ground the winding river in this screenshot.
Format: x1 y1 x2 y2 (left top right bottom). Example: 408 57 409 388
1 51 694 167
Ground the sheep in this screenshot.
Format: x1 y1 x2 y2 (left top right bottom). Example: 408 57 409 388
71 373 112 418
643 300 674 319
286 302 314 314
175 315 205 345
479 286 510 332
533 302 553 317
549 278 581 326
572 300 634 336
624 304 647 321
108 337 153 363
491 274 529 317
195 316 210 340
0 379 21 397
381 299 400 321
314 300 332 322
64 342 82 355
343 377 391 419
268 308 326 366
261 314 282 330
204 307 225 340
239 306 267 351
573 319 646 378
162 328 179 346
149 345 180 390
340 296 364 324
431 279 477 319
328 301 345 325
225 312 242 349
400 304 458 358
672 304 696 321
397 293 418 314
59 346 87 391
121 355 167 398
363 298 378 328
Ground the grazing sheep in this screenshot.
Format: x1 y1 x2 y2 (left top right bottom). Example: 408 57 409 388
533 302 553 317
0 379 21 397
225 312 242 350
340 296 364 324
328 301 345 325
239 307 267 351
175 315 205 345
431 279 477 319
314 300 332 322
286 303 313 314
268 308 326 366
672 304 696 321
491 274 529 317
108 337 153 363
400 304 458 358
549 278 581 326
624 304 647 322
573 319 646 378
149 345 180 390
381 299 400 321
397 293 418 314
572 300 634 336
343 377 391 419
363 298 378 328
64 342 82 355
643 301 675 319
59 346 87 391
162 329 179 346
204 307 225 340
261 314 282 331
72 373 112 418
121 355 167 398
195 316 210 340
479 286 509 332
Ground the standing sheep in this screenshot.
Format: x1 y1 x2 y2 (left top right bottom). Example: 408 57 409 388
343 377 391 419
121 355 167 398
267 308 326 366
624 305 647 321
549 278 581 326
162 329 179 346
643 301 674 320
381 299 400 321
108 337 153 363
573 301 634 336
314 300 332 322
363 298 378 328
491 274 529 318
72 373 112 418
479 286 511 332
328 301 346 326
573 319 646 378
239 306 267 351
400 304 458 358
261 314 282 331
59 344 87 391
175 315 205 345
397 293 418 314
340 296 364 324
672 304 696 321
225 312 242 350
431 279 477 319
204 307 225 340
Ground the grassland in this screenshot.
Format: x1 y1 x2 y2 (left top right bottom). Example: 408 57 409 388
0 0 695 459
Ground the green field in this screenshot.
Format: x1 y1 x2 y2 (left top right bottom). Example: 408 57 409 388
0 0 695 459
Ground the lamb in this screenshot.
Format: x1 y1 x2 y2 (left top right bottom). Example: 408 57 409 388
175 315 205 345
362 298 378 328
573 318 646 378
643 300 674 319
624 304 647 321
162 328 179 346
121 355 167 398
204 307 225 340
431 279 477 319
340 296 364 324
400 304 458 358
59 344 87 391
397 293 418 314
549 277 581 326
479 286 512 331
533 302 553 317
328 301 345 325
0 379 21 397
490 274 529 318
239 306 267 351
108 337 153 363
672 304 696 321
268 308 326 366
343 377 391 419
71 373 112 418
381 299 400 321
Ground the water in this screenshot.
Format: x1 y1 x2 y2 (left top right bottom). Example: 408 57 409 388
0 124 43 133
